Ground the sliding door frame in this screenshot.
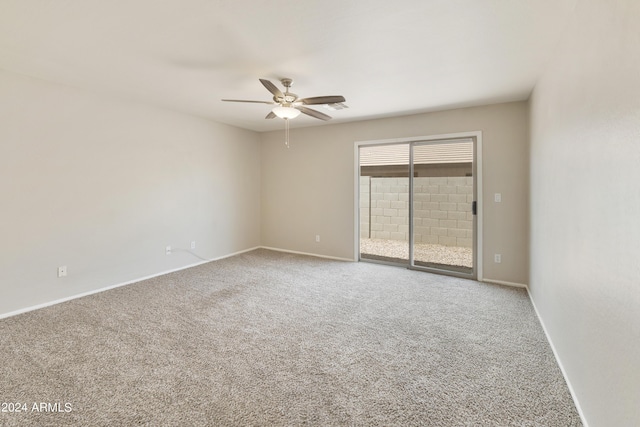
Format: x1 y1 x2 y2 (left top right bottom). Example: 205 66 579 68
354 131 483 281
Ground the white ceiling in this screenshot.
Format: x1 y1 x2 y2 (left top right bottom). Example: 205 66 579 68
0 0 577 132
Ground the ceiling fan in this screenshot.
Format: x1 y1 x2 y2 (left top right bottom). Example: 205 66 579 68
222 78 347 148
222 78 347 121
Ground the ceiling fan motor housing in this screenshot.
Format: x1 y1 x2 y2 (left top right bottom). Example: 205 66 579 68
274 93 298 105
276 78 297 105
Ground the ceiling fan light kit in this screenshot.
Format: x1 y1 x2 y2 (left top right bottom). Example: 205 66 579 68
272 105 301 119
222 78 347 148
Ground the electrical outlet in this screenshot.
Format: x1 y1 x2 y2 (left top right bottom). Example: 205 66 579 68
494 254 502 263
494 193 502 203
315 235 320 243
58 266 67 277
166 246 171 255
190 241 196 249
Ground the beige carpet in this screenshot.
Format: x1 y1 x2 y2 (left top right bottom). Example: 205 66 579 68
0 249 581 426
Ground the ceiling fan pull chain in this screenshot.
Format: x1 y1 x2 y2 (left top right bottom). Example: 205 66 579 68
284 118 290 149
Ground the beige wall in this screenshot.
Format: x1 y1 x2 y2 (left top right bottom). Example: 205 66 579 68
0 70 261 316
529 0 640 425
261 101 529 284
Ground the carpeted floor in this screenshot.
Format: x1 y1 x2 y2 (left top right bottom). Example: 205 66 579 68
0 249 581 426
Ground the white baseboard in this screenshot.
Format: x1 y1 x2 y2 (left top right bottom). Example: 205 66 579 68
260 246 355 262
527 289 589 427
208 246 262 261
481 278 528 288
0 246 261 320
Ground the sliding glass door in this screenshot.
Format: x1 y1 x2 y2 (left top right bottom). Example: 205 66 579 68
359 143 410 264
359 136 477 279
409 139 475 277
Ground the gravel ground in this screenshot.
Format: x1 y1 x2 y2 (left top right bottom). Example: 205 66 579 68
360 238 472 268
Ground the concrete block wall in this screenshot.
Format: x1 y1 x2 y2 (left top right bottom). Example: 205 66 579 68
360 176 473 247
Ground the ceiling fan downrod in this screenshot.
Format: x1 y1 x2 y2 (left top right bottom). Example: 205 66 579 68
281 78 293 90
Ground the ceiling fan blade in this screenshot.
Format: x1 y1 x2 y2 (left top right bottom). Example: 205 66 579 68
265 111 276 119
297 106 332 121
259 79 284 98
221 99 274 104
299 95 346 105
